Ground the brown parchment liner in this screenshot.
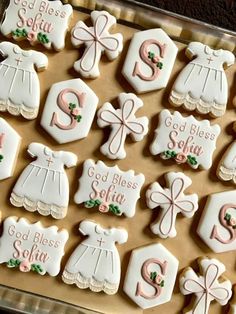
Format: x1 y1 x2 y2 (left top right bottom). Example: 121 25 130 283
0 9 236 314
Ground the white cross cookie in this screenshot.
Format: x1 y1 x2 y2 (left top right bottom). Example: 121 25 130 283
71 10 123 78
179 257 232 314
146 172 198 238
97 93 149 159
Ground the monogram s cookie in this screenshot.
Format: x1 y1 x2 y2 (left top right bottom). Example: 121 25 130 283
0 216 69 276
71 10 123 78
1 0 73 50
150 110 221 170
74 159 145 217
179 257 232 314
169 42 235 117
123 243 179 309
62 219 128 295
146 172 198 238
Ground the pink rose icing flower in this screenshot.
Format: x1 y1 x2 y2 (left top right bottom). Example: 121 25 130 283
19 260 31 272
99 203 110 213
72 108 80 116
27 32 37 42
155 274 163 285
175 153 187 164
230 217 236 227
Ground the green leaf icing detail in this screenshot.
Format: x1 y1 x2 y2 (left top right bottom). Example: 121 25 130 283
12 28 28 38
148 51 163 69
31 264 43 273
37 32 50 44
84 199 121 215
6 259 43 274
150 271 157 281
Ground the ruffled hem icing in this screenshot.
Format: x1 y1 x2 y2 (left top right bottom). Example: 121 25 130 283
218 165 236 184
0 99 38 120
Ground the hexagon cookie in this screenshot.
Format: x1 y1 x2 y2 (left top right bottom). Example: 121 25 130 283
123 243 179 309
0 118 21 180
197 190 236 253
41 79 98 144
122 29 178 94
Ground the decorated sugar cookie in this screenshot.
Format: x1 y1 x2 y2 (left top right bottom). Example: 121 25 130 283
71 10 123 78
122 28 178 94
1 0 73 50
62 220 128 295
169 42 235 117
179 257 232 314
197 190 236 253
0 42 48 119
74 159 145 217
146 172 198 238
123 243 179 309
97 93 149 159
229 286 236 314
0 216 69 276
41 79 98 144
150 109 221 170
10 142 77 219
0 118 21 180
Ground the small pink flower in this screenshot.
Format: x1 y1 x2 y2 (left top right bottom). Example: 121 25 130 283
99 203 109 213
19 260 31 272
230 217 236 227
27 32 37 42
155 274 163 285
72 108 80 116
175 153 187 164
153 56 159 63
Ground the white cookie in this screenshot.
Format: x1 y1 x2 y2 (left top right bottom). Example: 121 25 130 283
0 118 21 180
217 137 236 184
74 159 145 217
41 79 98 144
0 42 48 119
10 142 77 219
0 216 69 276
1 0 73 50
146 172 198 238
122 28 178 94
62 219 128 295
97 93 149 159
150 109 221 170
169 42 235 117
71 10 123 78
197 190 236 253
179 257 232 314
123 243 179 309
229 286 236 314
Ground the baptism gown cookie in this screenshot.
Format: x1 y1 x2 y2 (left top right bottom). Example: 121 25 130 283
0 42 48 119
179 257 232 314
62 219 128 295
10 142 77 219
97 93 149 159
146 172 198 238
71 10 123 78
1 0 73 50
169 42 235 117
0 216 69 276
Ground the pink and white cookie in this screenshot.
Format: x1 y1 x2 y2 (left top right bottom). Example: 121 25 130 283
71 10 123 78
1 0 73 50
150 109 221 170
169 42 235 117
146 172 198 238
122 28 178 94
0 216 69 276
0 118 21 180
41 79 98 144
97 93 149 159
0 42 48 119
123 243 179 309
10 142 77 219
74 159 145 217
179 257 232 314
62 219 128 295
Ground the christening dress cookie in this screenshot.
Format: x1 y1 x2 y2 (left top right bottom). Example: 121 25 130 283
74 159 145 217
122 28 178 94
169 42 235 117
1 0 73 50
41 79 99 144
146 172 198 238
0 118 21 180
150 109 221 170
0 42 48 119
97 93 149 159
71 10 123 78
10 142 77 219
62 219 128 295
197 190 236 253
0 216 69 276
123 243 179 309
179 257 232 314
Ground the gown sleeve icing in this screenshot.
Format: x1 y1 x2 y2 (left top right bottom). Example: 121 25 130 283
186 42 203 59
223 50 235 67
0 42 14 57
27 142 43 158
61 151 77 168
32 51 49 71
79 220 96 236
113 228 128 244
